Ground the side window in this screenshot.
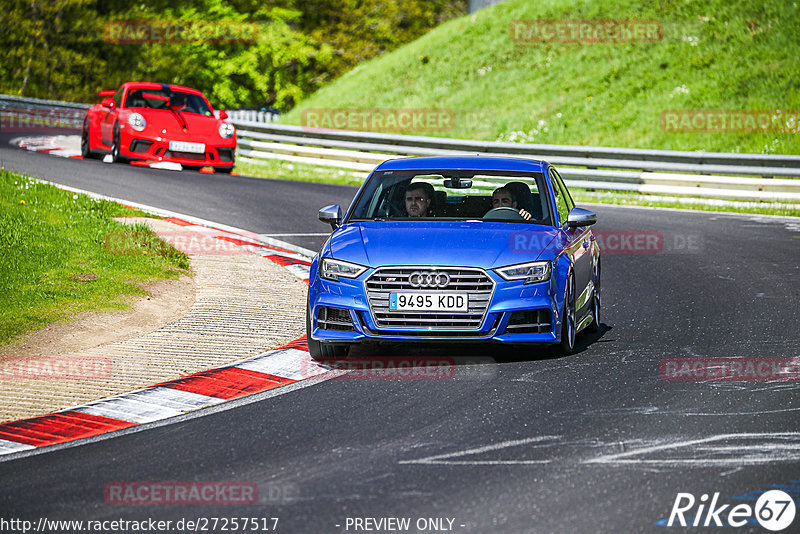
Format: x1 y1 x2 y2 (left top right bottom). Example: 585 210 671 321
114 87 124 108
550 169 570 226
552 168 575 211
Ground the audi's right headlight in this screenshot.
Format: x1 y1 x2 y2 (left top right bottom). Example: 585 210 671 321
495 260 552 284
320 258 367 281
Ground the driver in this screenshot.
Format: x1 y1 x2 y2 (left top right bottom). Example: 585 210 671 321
491 187 532 220
405 183 434 217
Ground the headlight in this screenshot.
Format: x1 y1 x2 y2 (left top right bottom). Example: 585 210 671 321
128 113 146 131
218 122 235 138
320 258 367 281
495 261 552 284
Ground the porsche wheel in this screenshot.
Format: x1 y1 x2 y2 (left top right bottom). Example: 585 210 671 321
558 272 577 355
80 118 95 159
110 122 121 163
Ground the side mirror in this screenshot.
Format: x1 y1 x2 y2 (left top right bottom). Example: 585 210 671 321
101 98 115 109
566 207 597 228
218 109 228 120
98 90 115 98
319 204 342 230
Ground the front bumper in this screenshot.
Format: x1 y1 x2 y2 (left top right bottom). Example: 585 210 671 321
308 269 560 344
121 134 236 168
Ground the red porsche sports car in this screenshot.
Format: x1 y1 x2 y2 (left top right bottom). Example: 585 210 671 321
81 82 236 173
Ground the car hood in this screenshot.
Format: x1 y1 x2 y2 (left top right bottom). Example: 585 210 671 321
128 109 222 133
328 221 562 269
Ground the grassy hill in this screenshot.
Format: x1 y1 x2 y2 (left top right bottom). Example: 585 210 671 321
281 0 800 155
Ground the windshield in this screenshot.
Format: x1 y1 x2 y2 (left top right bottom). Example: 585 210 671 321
348 169 552 225
124 88 213 116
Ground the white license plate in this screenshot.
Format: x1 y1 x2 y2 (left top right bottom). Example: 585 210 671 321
169 141 205 153
389 292 467 312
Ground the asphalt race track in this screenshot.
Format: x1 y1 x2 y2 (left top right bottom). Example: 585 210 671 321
2 133 800 532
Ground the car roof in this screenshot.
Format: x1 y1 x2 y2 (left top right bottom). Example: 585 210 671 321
373 156 549 173
120 82 204 96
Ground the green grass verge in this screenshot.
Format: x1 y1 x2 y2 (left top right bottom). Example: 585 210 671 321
281 0 800 155
235 158 367 186
0 169 190 346
571 190 800 217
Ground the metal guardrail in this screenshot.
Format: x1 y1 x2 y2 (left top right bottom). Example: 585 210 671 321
227 109 279 123
1 93 798 202
0 94 88 132
231 121 800 172
232 120 800 202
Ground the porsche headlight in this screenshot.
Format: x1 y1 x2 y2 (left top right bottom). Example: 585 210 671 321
320 258 367 281
496 261 552 284
128 113 146 131
218 122 235 138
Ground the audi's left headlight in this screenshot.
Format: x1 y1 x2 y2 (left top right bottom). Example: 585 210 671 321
320 258 367 282
128 113 146 131
495 260 552 284
218 122 235 138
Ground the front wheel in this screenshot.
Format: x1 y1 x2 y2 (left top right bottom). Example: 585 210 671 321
80 118 95 159
587 260 601 333
110 122 122 163
306 306 350 360
557 273 576 355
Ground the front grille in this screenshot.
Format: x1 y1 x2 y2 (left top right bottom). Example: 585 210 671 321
365 267 494 330
358 312 500 337
218 148 234 161
165 150 205 160
317 306 355 332
505 309 552 334
129 139 153 153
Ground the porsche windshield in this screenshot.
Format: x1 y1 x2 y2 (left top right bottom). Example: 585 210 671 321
124 89 213 116
348 169 552 225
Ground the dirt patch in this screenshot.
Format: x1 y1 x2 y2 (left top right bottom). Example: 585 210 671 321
0 276 195 359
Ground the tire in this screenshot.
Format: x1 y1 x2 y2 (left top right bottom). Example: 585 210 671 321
110 122 122 163
216 166 234 174
80 118 95 159
587 260 601 333
558 272 577 355
306 305 349 360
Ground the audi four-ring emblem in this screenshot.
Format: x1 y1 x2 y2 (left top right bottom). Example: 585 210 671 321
408 271 451 288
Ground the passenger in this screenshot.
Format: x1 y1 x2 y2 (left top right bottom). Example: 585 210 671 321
491 187 532 220
405 183 434 217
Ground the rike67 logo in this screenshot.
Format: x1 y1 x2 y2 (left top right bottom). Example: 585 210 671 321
665 490 796 530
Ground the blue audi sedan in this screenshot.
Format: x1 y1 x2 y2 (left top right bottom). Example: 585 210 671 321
306 156 600 358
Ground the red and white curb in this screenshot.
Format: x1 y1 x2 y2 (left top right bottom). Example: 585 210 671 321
0 337 326 455
0 190 321 457
14 135 82 159
158 216 313 281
